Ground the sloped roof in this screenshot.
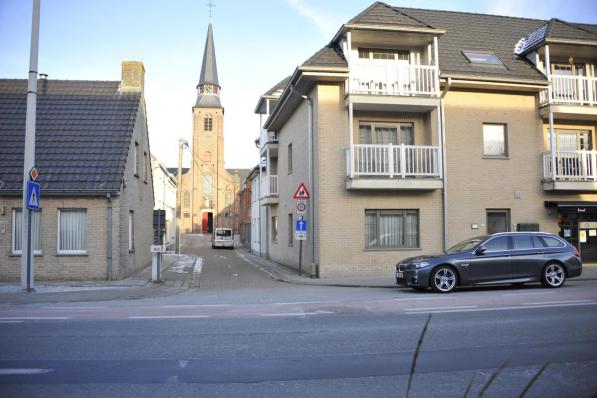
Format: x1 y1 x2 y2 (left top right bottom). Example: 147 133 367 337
546 18 597 41
195 22 222 108
301 44 347 68
167 167 190 177
348 1 434 29
264 76 291 97
226 168 251 182
0 79 140 194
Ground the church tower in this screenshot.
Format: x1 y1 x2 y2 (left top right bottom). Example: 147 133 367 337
180 18 247 234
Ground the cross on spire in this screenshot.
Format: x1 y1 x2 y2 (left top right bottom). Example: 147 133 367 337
207 1 215 21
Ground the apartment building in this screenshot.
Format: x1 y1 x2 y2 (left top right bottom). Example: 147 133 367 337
256 2 597 277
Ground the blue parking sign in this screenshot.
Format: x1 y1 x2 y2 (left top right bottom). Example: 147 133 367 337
26 181 40 210
296 220 307 232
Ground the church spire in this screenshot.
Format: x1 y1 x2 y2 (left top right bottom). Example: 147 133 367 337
195 20 221 108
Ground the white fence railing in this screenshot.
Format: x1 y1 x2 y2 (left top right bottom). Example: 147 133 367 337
262 174 278 197
541 75 597 106
543 150 597 181
350 64 439 96
347 144 441 178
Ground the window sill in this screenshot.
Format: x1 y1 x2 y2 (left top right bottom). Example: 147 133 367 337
482 156 509 160
10 252 43 257
364 247 421 252
56 252 88 257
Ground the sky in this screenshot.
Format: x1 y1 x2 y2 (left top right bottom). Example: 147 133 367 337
1 0 597 169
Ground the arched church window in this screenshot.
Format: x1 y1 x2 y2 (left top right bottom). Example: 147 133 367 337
204 114 213 132
225 189 232 206
202 174 212 195
183 191 191 208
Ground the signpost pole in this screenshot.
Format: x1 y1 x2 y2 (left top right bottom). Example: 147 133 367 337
298 216 303 276
21 0 41 292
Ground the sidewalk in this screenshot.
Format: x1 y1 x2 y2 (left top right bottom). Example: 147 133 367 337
0 254 196 304
240 249 597 288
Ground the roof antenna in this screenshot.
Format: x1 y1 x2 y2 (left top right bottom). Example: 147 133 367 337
207 1 215 22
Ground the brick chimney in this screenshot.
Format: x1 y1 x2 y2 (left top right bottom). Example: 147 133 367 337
120 61 145 92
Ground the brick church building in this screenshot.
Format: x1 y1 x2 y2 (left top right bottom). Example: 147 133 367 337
179 20 249 234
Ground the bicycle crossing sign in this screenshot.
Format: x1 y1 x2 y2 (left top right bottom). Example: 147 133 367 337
293 183 310 200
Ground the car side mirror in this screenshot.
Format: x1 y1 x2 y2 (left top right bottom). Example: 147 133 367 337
475 247 487 256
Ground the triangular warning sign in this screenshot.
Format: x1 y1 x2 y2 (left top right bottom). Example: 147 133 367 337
293 183 310 199
29 189 39 207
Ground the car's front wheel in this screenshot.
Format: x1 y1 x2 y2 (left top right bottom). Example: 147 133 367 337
541 263 566 288
430 266 457 293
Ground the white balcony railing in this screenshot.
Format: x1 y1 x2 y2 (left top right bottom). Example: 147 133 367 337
259 129 278 148
541 75 597 106
347 144 441 178
350 64 439 97
543 150 597 181
262 174 278 197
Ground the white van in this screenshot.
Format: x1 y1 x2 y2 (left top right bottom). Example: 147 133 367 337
212 228 234 249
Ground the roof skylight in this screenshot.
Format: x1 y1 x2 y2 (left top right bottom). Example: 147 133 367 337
463 51 504 66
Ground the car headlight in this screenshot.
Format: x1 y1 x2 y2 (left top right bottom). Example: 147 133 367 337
412 262 430 269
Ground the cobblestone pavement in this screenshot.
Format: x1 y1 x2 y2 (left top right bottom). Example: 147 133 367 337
180 234 280 292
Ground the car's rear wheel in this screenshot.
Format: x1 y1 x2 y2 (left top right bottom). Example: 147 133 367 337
431 266 457 293
541 263 566 288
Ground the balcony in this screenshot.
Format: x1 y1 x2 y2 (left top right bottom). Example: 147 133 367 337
259 129 279 156
540 75 597 119
260 174 279 205
346 144 442 190
348 64 440 112
542 150 597 191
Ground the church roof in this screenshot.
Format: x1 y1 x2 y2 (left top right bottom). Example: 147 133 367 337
198 22 219 88
195 22 222 108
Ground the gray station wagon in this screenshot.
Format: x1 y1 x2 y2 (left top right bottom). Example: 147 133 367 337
396 232 582 293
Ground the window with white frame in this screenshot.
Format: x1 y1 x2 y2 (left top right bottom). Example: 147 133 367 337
365 209 419 249
204 114 213 131
129 211 135 251
58 209 87 254
12 209 42 255
272 216 278 243
483 123 508 157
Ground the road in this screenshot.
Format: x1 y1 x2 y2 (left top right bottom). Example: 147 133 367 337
1 235 596 397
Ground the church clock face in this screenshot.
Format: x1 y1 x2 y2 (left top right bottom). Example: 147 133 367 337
204 85 213 94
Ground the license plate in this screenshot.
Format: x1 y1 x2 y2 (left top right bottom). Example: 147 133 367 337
396 272 404 278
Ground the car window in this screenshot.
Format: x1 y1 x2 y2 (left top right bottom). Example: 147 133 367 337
540 236 565 248
512 235 537 250
483 236 509 252
216 229 232 237
446 237 485 253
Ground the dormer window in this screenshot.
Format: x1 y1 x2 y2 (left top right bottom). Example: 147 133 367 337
463 51 504 66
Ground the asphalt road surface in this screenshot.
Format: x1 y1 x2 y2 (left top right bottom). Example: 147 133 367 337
1 235 596 397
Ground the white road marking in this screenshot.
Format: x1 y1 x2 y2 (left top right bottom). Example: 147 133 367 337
394 296 455 301
502 292 554 296
405 305 477 311
523 299 595 306
0 368 54 375
406 302 597 314
0 317 70 320
128 315 209 319
272 300 340 305
236 252 279 280
44 306 106 309
160 304 231 308
193 257 203 274
261 311 335 317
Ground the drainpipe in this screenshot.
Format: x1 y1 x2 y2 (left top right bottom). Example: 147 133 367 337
106 193 113 281
545 45 557 182
440 77 452 251
290 84 317 277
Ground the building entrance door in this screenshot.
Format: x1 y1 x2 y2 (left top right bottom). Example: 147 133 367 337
202 212 214 234
579 221 597 262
